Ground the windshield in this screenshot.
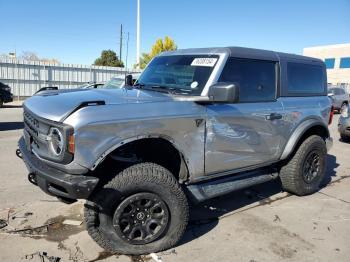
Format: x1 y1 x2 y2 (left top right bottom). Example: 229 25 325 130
136 55 219 95
101 78 124 89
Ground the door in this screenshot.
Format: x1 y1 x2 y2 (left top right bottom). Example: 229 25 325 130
205 58 286 175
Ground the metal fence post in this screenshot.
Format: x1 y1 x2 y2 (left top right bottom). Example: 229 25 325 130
16 60 19 101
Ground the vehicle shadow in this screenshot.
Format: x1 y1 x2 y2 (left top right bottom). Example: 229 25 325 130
1 105 22 108
178 153 339 247
179 179 283 246
321 154 339 187
0 122 24 131
338 138 350 144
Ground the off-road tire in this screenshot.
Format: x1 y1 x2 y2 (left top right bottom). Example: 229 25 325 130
84 162 189 255
279 135 327 196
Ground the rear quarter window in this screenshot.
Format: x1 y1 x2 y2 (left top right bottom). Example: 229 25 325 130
287 62 325 95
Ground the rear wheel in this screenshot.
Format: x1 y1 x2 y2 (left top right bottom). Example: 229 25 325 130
279 135 327 196
84 162 189 255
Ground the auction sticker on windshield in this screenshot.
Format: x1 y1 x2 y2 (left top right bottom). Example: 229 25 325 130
191 58 218 67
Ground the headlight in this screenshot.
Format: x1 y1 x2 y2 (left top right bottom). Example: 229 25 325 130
48 127 64 156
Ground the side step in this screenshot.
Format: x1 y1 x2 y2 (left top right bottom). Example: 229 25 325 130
187 170 279 202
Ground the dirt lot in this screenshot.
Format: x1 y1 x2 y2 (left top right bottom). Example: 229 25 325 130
0 103 349 262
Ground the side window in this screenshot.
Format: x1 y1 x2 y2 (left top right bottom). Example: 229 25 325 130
287 63 325 94
219 58 276 102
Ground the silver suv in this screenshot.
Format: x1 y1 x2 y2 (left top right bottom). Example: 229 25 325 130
328 86 349 112
17 47 333 255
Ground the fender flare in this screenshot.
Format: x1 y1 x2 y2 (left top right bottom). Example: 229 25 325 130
280 119 329 160
90 134 191 181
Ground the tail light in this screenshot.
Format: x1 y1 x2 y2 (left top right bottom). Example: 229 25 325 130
328 106 334 125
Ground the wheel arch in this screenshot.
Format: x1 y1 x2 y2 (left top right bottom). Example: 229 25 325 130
91 134 191 183
280 119 330 160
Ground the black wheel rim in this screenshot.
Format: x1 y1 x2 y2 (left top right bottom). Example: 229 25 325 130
112 192 169 245
303 150 320 183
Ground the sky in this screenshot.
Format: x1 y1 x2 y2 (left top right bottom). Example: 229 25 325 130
0 0 349 67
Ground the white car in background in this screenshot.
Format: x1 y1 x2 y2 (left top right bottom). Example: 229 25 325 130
101 73 141 89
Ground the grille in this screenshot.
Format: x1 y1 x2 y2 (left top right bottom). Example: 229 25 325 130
22 108 71 163
24 109 40 138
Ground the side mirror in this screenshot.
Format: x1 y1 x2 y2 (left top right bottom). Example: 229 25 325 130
125 74 133 86
208 82 239 103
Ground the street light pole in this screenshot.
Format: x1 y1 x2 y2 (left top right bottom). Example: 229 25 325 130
136 0 140 69
119 24 123 64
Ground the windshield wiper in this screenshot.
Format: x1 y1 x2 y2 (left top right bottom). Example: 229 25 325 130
151 85 175 93
154 86 193 95
133 82 145 89
138 85 174 94
134 84 191 95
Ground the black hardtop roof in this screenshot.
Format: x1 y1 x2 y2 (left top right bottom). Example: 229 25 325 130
161 46 324 65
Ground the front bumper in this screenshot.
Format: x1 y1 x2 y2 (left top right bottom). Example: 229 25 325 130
18 137 99 200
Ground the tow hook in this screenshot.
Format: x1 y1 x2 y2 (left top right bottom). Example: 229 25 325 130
28 173 38 186
16 149 22 159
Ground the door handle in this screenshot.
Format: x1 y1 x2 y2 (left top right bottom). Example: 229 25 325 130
266 113 283 120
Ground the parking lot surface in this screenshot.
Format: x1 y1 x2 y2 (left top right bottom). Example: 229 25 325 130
0 103 349 262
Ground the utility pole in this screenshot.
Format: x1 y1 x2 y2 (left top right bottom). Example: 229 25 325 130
125 32 130 71
136 0 140 69
119 24 123 64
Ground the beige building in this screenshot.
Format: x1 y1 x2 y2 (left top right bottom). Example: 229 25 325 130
303 43 350 90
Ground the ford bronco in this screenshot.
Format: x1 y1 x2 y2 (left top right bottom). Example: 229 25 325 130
17 47 333 254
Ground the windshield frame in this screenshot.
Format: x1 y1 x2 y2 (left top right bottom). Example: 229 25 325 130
137 52 228 96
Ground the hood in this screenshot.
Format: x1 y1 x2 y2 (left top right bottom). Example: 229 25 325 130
24 88 174 122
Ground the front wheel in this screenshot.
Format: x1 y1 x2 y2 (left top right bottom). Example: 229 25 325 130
279 135 327 196
84 163 189 255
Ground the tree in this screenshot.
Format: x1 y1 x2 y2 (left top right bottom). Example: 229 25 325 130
21 51 40 61
19 51 60 64
138 36 177 69
94 50 124 67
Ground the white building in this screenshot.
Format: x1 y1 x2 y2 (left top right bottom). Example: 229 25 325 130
303 43 350 91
